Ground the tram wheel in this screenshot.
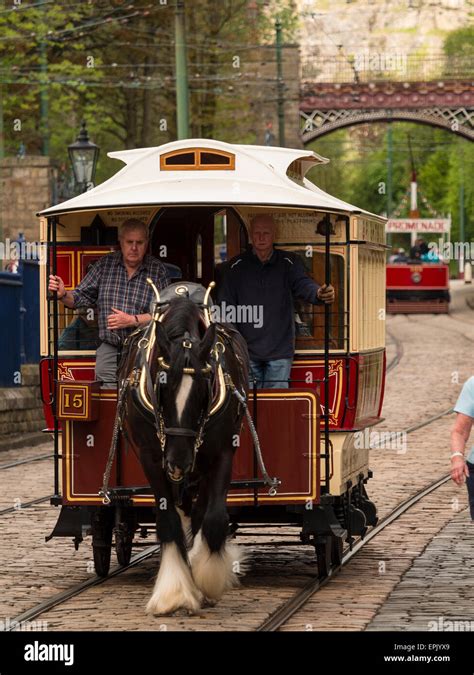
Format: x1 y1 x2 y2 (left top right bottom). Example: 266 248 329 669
314 536 332 579
91 507 114 577
331 535 344 568
360 497 378 527
114 512 136 567
115 531 133 567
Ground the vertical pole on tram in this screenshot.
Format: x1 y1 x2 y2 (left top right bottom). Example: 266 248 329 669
324 215 331 493
252 377 258 507
386 123 393 250
50 216 59 498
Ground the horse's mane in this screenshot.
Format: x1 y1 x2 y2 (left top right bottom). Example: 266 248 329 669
161 298 208 395
163 297 202 340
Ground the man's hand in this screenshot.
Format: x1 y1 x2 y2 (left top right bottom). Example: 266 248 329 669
451 456 469 486
107 307 135 331
48 274 66 298
317 283 335 304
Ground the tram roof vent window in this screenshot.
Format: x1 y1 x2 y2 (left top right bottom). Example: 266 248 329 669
160 148 235 171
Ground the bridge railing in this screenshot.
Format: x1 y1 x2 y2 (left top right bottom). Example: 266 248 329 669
301 54 474 83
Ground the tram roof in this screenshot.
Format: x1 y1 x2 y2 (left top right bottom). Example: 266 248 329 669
38 138 380 218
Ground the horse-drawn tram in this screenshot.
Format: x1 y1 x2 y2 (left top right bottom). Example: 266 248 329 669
38 139 387 614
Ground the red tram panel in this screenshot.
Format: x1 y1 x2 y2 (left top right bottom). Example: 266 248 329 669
387 263 449 290
61 388 320 508
386 263 450 314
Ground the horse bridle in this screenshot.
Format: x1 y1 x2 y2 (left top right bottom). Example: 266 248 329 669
141 327 218 474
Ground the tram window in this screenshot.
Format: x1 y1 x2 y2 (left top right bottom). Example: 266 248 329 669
200 152 232 166
164 152 195 166
55 258 101 353
161 149 235 171
287 249 346 351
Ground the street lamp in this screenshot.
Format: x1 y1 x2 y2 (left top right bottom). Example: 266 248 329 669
68 121 100 193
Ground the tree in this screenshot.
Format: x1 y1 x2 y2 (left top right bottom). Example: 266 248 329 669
0 0 299 184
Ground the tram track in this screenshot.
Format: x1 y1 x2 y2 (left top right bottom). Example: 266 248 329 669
1 326 411 628
0 452 52 471
385 329 404 374
0 495 52 516
255 399 454 631
0 448 53 516
254 317 465 632
256 473 451 631
2 544 161 631
3 401 455 632
1 322 462 631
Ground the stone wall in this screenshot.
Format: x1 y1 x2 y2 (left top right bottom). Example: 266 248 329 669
0 156 54 244
297 0 471 80
0 365 45 443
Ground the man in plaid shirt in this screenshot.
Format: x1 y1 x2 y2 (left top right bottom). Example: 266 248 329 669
48 218 169 388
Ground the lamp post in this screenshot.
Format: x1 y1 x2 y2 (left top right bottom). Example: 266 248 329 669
175 0 189 140
68 121 100 194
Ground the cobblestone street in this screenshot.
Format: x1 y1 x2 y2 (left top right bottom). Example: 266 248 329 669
2 283 473 631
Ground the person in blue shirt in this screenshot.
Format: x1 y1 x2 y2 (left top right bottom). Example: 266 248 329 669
451 376 474 520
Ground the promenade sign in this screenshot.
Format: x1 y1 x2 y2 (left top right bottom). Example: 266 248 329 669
386 219 451 234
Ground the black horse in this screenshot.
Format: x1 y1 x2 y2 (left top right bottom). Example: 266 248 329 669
118 286 249 615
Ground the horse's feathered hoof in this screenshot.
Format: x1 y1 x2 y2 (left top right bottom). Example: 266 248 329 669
189 531 248 601
146 593 202 617
146 542 203 616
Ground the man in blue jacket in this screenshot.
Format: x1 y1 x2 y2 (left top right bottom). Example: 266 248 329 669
217 214 335 388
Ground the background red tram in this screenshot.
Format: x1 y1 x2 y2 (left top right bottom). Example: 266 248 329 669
386 218 451 315
38 140 387 576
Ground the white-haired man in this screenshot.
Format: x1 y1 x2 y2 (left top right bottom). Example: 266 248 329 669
48 218 168 388
217 214 335 388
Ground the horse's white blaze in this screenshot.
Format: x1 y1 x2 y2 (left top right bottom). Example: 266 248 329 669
189 531 247 601
146 542 202 615
176 374 193 423
176 506 193 549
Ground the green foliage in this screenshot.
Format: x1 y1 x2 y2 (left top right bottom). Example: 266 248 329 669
443 26 474 58
0 0 298 186
307 122 473 245
2 0 470 249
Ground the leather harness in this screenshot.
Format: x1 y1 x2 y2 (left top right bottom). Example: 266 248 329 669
117 284 244 467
